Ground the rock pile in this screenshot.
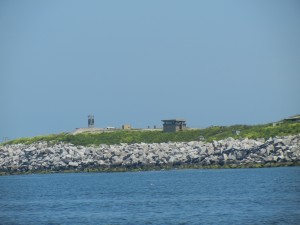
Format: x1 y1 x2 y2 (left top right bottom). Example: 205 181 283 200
0 135 299 173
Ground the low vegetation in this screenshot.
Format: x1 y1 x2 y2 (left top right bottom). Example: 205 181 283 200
2 121 300 146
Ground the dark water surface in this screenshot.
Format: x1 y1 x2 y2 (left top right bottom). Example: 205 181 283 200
0 167 299 225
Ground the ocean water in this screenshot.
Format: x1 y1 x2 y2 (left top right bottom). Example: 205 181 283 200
0 167 299 225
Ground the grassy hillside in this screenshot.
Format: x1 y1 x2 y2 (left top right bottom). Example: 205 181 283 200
3 121 300 146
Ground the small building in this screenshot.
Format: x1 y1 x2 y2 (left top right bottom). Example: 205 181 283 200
283 115 300 123
162 119 187 132
122 124 132 130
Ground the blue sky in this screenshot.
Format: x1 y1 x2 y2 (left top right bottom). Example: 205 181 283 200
1 0 300 140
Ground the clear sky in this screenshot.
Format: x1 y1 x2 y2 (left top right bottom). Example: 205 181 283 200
1 0 300 140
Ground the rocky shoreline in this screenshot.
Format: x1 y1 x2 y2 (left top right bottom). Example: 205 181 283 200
1 135 300 174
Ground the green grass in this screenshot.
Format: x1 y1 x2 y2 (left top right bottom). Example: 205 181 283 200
204 122 300 141
2 121 300 146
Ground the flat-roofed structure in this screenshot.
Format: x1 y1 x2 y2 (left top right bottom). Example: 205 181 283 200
283 115 300 123
122 124 132 130
162 119 187 132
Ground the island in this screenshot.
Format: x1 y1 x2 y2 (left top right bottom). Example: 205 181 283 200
1 118 300 175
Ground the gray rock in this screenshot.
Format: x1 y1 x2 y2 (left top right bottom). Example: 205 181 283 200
111 156 122 165
228 153 236 161
206 147 214 155
0 135 299 172
68 162 79 167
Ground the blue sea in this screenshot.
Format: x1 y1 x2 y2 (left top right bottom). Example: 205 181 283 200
0 167 299 225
